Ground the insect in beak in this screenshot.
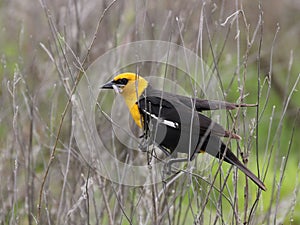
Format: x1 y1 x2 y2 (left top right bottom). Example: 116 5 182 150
112 84 122 94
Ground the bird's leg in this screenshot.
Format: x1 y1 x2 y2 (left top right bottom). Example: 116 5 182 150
138 136 152 152
138 128 147 152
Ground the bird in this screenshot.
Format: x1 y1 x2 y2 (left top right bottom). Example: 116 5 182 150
101 72 266 191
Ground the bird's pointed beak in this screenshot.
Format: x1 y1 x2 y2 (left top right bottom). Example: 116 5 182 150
101 80 114 89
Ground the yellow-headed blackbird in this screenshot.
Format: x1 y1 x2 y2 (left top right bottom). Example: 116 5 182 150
102 72 266 191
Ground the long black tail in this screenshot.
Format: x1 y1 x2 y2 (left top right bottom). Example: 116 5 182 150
216 143 266 191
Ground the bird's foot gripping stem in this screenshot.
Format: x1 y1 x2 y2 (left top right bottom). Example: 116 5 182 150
163 157 189 175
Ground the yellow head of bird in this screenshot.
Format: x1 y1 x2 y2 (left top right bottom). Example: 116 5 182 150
101 73 148 128
102 73 148 96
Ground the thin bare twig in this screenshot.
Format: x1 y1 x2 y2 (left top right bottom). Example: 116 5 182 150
37 0 119 222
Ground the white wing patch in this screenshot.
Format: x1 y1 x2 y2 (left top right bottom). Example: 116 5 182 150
142 109 179 129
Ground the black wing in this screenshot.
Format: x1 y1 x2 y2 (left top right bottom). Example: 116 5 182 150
142 86 256 111
180 98 257 112
138 86 229 140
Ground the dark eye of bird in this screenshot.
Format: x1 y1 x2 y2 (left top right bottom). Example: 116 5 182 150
115 78 128 85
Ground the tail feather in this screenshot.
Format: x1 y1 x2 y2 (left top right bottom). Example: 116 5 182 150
217 143 266 191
